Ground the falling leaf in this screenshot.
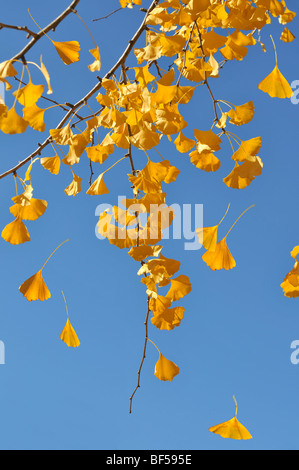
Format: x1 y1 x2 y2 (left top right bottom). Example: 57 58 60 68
19 240 69 301
60 292 80 348
209 396 252 440
19 270 51 302
259 64 293 99
259 36 293 99
202 238 236 271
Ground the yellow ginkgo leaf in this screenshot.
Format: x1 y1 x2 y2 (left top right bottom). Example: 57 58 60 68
224 158 263 190
64 170 82 197
174 132 195 154
166 275 192 302
281 262 299 298
12 183 33 206
19 270 51 302
133 65 155 87
209 396 252 440
52 41 81 65
63 132 90 165
259 36 293 99
190 150 221 172
196 226 218 252
151 306 185 331
0 104 8 118
23 104 46 132
194 129 222 153
40 55 53 94
228 101 255 126
88 47 101 72
60 292 80 348
60 318 81 348
50 125 73 146
40 155 61 175
19 239 69 302
281 27 295 43
13 81 44 107
202 205 254 271
0 107 28 134
86 144 114 164
196 203 231 252
154 353 180 382
2 217 30 245
232 137 262 163
259 64 293 99
10 198 48 221
86 173 109 196
0 60 17 79
291 246 299 261
202 238 236 271
279 4 296 25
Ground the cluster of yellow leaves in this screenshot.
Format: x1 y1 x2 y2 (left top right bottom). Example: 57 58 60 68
2 174 47 245
138 252 192 332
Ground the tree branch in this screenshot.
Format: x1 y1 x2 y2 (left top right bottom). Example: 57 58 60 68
129 296 151 414
0 22 38 39
11 0 81 62
0 0 160 180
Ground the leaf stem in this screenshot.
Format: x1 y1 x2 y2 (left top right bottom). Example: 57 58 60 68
225 205 255 239
41 239 70 272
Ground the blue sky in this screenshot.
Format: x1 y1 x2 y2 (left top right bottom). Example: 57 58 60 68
0 0 299 451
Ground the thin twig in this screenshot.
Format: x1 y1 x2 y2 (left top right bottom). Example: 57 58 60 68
129 297 151 414
0 22 37 38
93 7 122 22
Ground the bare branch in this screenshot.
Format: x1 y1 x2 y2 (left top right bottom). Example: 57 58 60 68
93 7 122 22
0 22 37 39
129 296 151 414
